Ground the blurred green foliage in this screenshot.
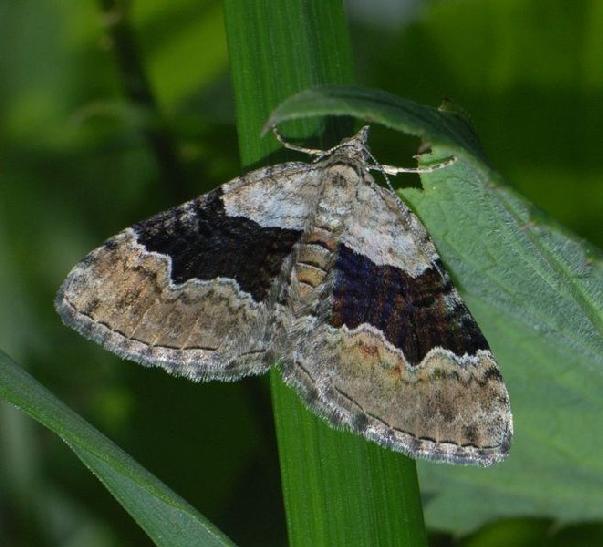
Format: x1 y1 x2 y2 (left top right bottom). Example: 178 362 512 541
1 1 602 546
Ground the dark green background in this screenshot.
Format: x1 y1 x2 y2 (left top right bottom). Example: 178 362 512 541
1 1 601 546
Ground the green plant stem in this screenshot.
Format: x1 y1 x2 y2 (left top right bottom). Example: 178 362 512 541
98 0 186 196
223 1 427 545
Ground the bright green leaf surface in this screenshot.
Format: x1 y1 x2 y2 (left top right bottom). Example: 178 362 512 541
267 85 603 532
0 350 234 547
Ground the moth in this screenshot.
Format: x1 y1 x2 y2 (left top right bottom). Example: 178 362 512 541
56 126 512 466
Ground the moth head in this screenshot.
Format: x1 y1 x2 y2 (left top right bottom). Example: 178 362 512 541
329 125 373 165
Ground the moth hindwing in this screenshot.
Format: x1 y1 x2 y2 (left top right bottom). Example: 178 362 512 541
56 127 512 466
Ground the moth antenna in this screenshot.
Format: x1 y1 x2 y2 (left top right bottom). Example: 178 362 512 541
364 148 396 193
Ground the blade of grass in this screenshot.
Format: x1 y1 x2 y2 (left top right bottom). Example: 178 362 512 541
0 349 234 547
223 3 427 546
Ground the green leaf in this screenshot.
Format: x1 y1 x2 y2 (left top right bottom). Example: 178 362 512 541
0 349 235 547
267 85 603 532
265 85 486 159
223 3 428 546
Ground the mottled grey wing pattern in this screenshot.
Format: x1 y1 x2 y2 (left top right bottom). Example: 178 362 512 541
55 162 316 381
279 165 512 465
56 127 513 466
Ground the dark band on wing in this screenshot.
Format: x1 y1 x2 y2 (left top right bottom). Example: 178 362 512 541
133 188 302 301
331 245 489 365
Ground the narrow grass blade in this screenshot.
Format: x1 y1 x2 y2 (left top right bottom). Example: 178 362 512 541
0 349 235 547
223 3 428 546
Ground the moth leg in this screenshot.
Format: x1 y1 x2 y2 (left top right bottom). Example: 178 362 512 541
377 155 457 175
271 125 362 162
271 125 326 157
